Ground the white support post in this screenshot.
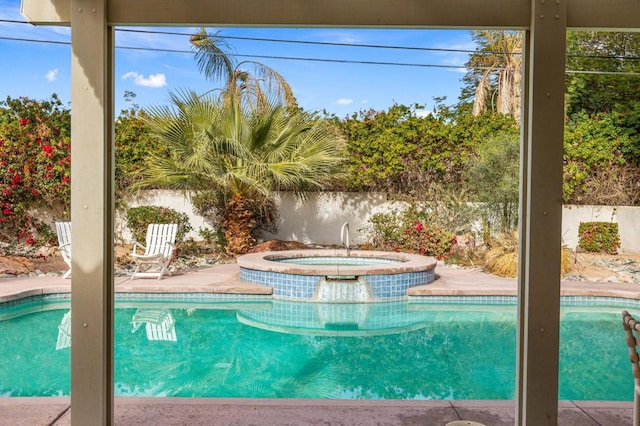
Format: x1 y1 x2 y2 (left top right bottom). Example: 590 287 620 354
70 0 115 424
516 1 567 425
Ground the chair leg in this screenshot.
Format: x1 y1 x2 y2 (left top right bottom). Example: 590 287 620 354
157 262 168 280
131 264 141 280
156 258 172 280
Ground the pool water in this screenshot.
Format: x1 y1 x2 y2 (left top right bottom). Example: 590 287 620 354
273 256 401 266
0 297 633 400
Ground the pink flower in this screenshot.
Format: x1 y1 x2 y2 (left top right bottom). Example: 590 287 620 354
62 176 70 183
414 222 424 232
25 236 36 246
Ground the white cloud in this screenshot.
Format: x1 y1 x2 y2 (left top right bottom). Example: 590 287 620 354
45 69 59 82
360 99 369 104
433 40 476 73
415 109 432 118
336 98 353 105
122 71 167 88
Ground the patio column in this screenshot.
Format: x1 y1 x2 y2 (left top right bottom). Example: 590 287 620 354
69 0 115 424
516 0 567 425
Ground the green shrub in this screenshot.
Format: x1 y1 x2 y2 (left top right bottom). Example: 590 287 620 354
366 206 454 259
115 107 170 195
126 205 193 242
578 222 620 255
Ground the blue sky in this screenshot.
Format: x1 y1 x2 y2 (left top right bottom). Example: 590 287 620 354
0 0 475 117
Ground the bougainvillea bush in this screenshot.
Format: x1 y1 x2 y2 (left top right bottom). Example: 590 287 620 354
0 95 71 244
578 221 620 255
365 204 455 259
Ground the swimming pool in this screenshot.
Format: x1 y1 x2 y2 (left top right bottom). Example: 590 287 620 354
0 295 634 400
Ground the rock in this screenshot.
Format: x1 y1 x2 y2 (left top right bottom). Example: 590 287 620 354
37 246 58 257
0 256 34 275
563 274 585 281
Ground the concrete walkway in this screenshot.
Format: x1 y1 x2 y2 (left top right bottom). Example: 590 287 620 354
1 263 637 425
0 397 634 426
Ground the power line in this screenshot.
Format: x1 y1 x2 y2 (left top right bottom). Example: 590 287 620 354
0 19 505 55
119 28 640 61
0 35 470 69
4 18 640 61
117 27 504 56
1 32 640 76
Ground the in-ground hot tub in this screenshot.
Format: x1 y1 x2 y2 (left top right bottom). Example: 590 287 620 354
237 249 437 302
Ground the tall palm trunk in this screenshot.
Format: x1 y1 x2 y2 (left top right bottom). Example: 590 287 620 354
223 194 257 255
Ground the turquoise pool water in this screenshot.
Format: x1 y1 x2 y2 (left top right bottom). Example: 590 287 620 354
272 256 401 266
0 296 633 400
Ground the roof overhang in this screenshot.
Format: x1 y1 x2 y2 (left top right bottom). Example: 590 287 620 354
20 0 640 30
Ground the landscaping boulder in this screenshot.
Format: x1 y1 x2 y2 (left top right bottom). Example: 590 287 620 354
0 256 34 275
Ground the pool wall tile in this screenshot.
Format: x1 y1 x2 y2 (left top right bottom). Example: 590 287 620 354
240 267 434 302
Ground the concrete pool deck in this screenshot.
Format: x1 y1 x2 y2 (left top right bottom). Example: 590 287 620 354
1 262 637 425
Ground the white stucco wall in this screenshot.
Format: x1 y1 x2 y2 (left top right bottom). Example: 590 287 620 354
116 191 640 254
261 192 403 245
561 205 640 254
117 190 210 243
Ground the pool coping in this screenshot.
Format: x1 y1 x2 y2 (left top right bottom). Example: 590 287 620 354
237 249 437 276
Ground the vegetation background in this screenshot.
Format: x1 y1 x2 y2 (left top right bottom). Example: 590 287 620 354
1 30 639 277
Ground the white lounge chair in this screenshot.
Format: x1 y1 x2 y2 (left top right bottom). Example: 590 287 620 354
131 309 177 342
130 223 177 280
55 221 72 279
56 310 72 350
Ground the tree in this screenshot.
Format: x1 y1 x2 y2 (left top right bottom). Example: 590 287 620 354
190 29 297 111
140 91 345 255
465 133 520 234
336 103 518 194
115 106 170 194
563 110 640 205
566 31 640 117
461 31 523 121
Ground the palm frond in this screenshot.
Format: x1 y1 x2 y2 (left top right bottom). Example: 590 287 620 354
190 28 235 84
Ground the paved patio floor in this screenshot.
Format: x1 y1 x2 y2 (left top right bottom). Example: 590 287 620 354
1 262 638 425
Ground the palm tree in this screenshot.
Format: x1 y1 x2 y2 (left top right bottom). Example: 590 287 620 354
190 29 297 111
463 31 522 121
141 91 345 255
